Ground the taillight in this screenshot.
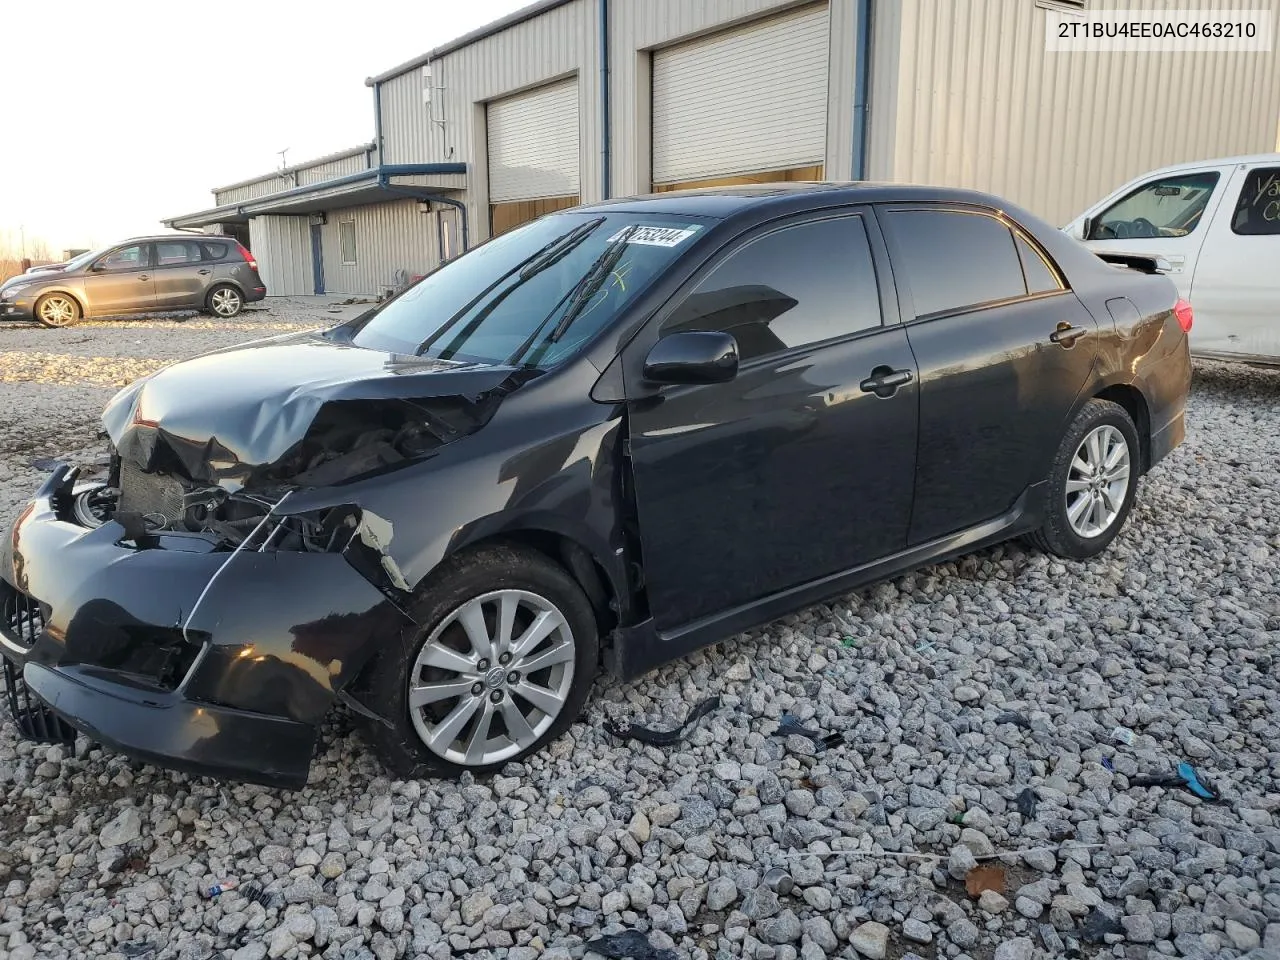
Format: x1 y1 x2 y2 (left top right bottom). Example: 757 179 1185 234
1173 298 1194 333
235 242 258 273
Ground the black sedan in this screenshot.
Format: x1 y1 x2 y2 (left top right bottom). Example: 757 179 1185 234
0 184 1191 787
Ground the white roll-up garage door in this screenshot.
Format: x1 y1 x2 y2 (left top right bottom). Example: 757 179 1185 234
487 79 581 203
652 4 830 186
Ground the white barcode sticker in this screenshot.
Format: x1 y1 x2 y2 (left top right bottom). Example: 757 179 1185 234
609 225 699 247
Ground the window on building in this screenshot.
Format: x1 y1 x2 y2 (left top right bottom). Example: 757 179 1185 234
96 244 147 271
340 220 357 265
155 241 202 265
661 215 883 362
1230 167 1280 235
1015 233 1064 294
884 210 1028 318
1087 172 1220 240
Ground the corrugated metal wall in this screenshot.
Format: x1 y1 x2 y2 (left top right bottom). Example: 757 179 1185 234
248 216 313 297
298 151 371 185
319 199 441 296
883 0 1280 226
217 176 292 206
608 0 862 194
377 0 600 242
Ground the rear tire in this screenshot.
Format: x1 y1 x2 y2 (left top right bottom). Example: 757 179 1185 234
34 293 81 328
1027 398 1140 560
360 545 598 779
205 284 243 318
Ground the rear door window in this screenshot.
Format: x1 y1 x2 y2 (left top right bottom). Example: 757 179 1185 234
1015 233 1063 294
882 209 1029 318
200 241 230 260
155 241 202 265
1087 172 1220 240
1230 167 1280 235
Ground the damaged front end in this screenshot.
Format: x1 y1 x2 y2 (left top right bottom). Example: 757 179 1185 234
0 336 538 787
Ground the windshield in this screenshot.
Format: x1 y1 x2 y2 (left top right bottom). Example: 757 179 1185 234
349 212 715 366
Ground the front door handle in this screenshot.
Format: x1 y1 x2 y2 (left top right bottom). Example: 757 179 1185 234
1049 323 1090 346
138 274 150 281
198 268 211 275
859 366 914 398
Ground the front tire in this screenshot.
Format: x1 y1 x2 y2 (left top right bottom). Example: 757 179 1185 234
1028 398 1140 560
206 284 243 318
34 293 81 328
360 545 598 778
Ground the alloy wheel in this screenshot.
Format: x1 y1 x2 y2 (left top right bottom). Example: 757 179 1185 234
38 296 76 326
1065 424 1131 539
408 589 576 766
210 288 241 317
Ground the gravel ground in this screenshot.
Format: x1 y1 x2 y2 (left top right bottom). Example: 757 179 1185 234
0 303 1277 960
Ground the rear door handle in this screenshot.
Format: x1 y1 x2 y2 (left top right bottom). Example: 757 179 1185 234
138 275 150 281
859 366 914 398
198 268 211 275
1049 323 1090 345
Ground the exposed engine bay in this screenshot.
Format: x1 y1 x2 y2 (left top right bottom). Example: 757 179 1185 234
74 395 500 551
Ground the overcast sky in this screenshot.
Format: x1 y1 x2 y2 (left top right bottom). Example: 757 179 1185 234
0 0 528 256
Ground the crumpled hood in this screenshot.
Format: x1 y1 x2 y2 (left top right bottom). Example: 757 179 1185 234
103 330 522 489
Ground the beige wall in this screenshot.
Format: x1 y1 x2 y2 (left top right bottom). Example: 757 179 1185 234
875 0 1280 225
377 0 601 244
319 198 442 297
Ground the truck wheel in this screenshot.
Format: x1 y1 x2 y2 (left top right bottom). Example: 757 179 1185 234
360 544 598 778
1027 398 1140 560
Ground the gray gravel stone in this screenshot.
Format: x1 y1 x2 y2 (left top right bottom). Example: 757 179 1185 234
848 921 890 959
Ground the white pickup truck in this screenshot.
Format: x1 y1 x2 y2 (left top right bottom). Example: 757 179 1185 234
1064 153 1280 364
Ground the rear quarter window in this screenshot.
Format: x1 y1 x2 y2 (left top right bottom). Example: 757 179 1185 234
200 242 231 261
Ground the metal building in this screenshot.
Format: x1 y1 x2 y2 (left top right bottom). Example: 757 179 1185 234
167 0 1280 297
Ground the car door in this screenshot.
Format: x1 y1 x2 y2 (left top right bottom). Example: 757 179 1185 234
622 210 919 631
1188 163 1280 361
1076 167 1228 299
879 205 1098 545
80 243 155 316
153 239 209 310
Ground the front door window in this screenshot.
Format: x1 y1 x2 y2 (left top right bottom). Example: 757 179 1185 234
1087 172 1220 240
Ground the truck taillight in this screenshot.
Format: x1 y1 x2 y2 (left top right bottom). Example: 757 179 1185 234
1173 298 1194 333
235 242 258 272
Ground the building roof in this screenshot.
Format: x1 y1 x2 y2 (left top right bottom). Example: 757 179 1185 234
211 143 376 194
366 0 575 85
164 164 467 228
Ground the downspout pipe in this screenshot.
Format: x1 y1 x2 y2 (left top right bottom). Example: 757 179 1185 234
599 0 611 200
851 0 874 180
373 81 384 163
378 174 470 253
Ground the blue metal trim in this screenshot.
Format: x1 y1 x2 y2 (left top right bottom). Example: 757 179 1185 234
236 164 467 212
599 0 611 200
852 0 874 180
373 82 384 162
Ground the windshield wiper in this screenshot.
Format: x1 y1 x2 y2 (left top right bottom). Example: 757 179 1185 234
509 226 639 368
414 217 605 357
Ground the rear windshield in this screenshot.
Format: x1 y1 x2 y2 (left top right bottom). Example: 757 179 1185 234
349 212 716 368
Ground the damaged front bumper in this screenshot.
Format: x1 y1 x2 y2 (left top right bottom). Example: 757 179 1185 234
0 465 414 789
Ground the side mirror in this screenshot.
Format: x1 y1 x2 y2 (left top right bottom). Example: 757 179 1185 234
89 262 106 272
643 331 739 385
1079 216 1097 241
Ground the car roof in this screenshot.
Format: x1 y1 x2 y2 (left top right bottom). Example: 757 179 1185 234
576 181 1020 218
116 234 230 244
